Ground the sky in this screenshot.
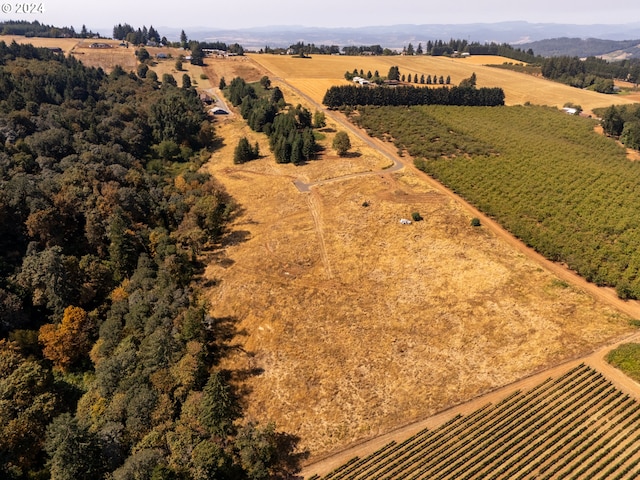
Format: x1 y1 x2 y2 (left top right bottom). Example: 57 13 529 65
2 0 640 34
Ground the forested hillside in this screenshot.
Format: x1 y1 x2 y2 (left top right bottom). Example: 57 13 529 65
0 41 301 479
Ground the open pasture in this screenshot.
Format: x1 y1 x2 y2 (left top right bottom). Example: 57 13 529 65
250 53 638 113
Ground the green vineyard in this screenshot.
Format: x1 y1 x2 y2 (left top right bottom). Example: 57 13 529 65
308 365 640 479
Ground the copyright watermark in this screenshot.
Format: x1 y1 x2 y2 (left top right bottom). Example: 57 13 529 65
1 3 44 14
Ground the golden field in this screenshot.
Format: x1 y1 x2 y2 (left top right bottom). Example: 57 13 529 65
0 35 205 83
201 55 640 459
250 53 638 113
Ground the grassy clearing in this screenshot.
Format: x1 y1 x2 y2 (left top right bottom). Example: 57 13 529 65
607 343 640 383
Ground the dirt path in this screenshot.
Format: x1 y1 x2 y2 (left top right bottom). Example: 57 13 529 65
306 192 333 278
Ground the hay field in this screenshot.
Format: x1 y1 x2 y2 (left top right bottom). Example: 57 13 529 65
0 35 79 54
205 111 635 458
250 53 638 113
71 40 137 72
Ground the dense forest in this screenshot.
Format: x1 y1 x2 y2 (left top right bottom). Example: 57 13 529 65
0 41 302 479
351 104 640 299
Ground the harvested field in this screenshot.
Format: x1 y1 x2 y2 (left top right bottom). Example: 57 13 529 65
71 40 137 72
0 35 79 54
249 54 638 114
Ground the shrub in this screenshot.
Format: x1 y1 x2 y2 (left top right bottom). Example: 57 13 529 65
470 217 481 227
411 212 423 222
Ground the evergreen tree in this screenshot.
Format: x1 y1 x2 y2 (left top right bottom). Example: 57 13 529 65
234 137 255 164
601 105 625 136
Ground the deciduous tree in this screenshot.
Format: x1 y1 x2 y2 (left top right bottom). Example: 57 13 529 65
332 131 351 156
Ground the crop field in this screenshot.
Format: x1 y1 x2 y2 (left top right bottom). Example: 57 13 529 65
307 364 640 480
250 53 637 113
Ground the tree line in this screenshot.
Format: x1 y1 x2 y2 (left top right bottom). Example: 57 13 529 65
258 39 537 62
0 20 99 39
345 66 451 86
541 56 640 91
0 43 302 479
112 23 165 45
322 83 504 108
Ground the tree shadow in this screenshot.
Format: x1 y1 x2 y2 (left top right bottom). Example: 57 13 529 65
221 229 251 247
341 151 363 158
204 315 248 365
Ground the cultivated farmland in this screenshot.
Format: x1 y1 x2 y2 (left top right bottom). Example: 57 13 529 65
306 364 640 479
351 104 640 297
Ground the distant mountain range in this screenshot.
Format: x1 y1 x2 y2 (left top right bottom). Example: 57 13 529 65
157 21 640 56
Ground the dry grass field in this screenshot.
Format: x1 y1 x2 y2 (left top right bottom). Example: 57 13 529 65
202 52 639 460
197 54 640 461
0 34 80 54
205 112 635 457
0 35 208 82
250 53 638 114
